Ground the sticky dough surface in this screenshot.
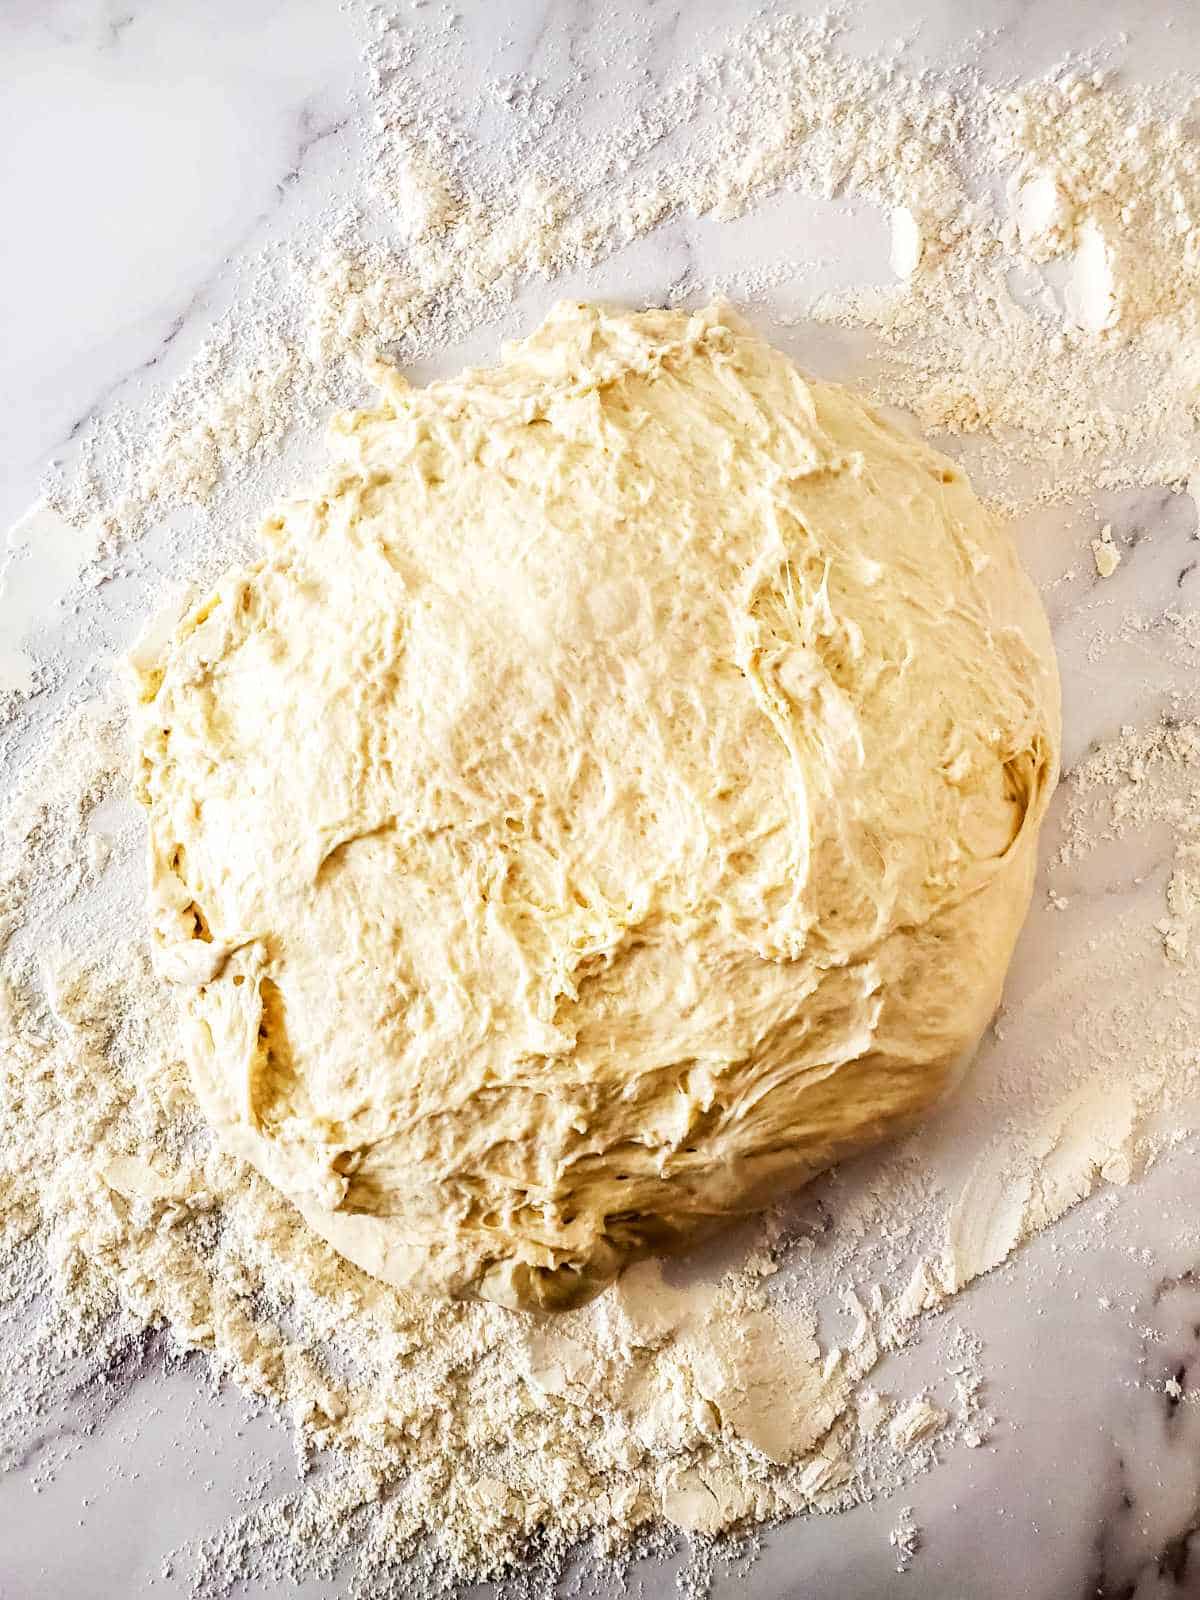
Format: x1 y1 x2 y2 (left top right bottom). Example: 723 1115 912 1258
132 303 1060 1311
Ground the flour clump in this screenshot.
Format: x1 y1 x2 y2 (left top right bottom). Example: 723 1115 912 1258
131 302 1059 1312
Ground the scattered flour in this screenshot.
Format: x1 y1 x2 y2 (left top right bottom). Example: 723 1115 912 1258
6 4 1200 1596
0 705 988 1593
889 1504 921 1574
1062 717 1200 965
4 633 1199 1594
43 10 1200 546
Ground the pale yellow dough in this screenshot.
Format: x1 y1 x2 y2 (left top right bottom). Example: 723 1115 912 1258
131 303 1060 1312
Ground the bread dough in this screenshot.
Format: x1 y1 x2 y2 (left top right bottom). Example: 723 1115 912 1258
131 303 1060 1312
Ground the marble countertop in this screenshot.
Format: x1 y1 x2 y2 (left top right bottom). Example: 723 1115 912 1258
5 2 1200 1597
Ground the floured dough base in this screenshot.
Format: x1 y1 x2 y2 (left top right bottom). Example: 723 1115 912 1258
130 302 1059 1312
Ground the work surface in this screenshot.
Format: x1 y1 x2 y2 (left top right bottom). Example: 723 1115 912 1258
4 2 1200 1597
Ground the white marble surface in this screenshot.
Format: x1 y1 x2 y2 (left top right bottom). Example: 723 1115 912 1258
5 2 1200 1597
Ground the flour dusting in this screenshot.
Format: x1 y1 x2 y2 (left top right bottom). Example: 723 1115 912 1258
6 4 1200 1596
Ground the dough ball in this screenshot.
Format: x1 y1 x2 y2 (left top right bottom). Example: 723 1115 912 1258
132 303 1060 1312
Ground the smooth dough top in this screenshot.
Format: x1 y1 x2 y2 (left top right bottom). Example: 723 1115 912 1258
131 302 1060 1312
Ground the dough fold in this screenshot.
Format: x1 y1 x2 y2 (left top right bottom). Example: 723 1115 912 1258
132 302 1060 1311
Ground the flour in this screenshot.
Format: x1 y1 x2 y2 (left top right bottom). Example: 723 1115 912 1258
1062 717 1200 964
0 708 910 1585
5 694 1194 1593
41 15 1200 540
0 696 1000 1593
888 1399 948 1453
35 11 964 541
8 3 1200 1596
824 66 1200 503
889 1505 921 1574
